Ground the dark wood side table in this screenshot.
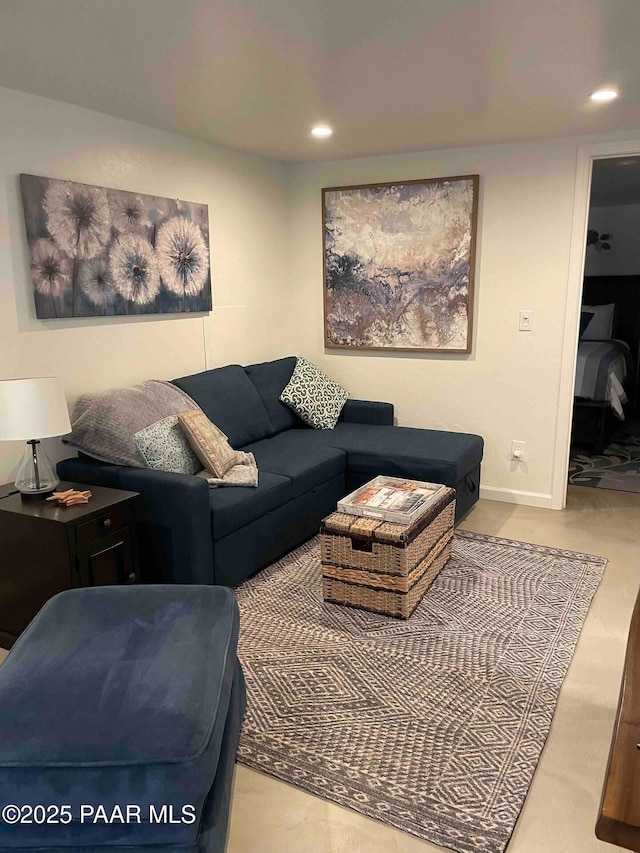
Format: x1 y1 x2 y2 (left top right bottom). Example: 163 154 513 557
596 587 640 851
0 481 139 648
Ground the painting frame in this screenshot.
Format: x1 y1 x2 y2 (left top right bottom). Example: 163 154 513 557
322 174 479 354
20 173 212 319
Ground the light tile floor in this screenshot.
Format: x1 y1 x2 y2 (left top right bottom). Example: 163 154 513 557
227 486 640 853
1 487 636 852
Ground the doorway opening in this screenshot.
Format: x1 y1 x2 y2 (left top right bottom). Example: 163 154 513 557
568 156 640 493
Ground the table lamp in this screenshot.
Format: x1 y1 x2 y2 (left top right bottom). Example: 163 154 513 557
0 377 72 497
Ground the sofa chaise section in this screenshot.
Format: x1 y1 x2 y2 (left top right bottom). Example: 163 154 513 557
321 423 482 519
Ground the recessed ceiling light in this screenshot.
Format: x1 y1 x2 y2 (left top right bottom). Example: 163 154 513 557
311 125 333 138
589 88 619 103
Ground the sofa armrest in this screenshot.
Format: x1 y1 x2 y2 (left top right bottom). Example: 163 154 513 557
340 399 394 426
57 457 214 585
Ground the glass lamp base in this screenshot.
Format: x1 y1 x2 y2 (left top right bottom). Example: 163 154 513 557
15 440 59 497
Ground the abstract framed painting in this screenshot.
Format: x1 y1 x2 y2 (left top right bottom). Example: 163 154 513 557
322 175 479 353
20 174 212 319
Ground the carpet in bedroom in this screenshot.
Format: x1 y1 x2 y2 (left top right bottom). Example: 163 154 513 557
234 532 606 853
569 432 640 493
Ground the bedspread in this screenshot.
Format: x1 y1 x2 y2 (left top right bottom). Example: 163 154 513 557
574 340 628 419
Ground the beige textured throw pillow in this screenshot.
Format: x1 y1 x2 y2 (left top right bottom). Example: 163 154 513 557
178 410 238 478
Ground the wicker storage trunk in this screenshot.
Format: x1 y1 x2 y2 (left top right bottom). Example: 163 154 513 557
320 487 455 619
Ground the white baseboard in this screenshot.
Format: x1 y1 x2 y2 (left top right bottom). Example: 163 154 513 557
479 486 554 509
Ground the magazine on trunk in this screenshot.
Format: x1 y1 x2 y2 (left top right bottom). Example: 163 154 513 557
338 476 446 525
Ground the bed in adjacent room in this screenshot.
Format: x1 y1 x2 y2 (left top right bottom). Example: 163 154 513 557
574 338 628 419
572 277 640 452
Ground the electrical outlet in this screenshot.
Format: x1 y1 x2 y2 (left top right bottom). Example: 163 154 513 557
511 440 526 461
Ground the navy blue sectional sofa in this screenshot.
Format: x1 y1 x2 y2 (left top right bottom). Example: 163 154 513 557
58 356 483 588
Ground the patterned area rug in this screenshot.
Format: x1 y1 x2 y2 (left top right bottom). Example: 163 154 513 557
235 532 606 853
569 435 640 493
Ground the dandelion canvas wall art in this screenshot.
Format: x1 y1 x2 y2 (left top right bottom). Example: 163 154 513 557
323 175 478 353
20 174 211 318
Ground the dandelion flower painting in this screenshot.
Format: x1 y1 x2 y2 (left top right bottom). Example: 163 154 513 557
156 216 209 297
43 181 111 260
107 190 149 234
110 234 160 305
20 174 211 318
30 238 72 315
77 257 116 309
323 176 478 352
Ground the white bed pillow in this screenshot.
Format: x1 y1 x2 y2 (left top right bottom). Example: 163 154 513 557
581 303 615 340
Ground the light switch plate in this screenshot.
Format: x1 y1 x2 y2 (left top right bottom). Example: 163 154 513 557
519 310 533 331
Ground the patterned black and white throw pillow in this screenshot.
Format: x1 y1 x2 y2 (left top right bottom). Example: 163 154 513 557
280 357 348 429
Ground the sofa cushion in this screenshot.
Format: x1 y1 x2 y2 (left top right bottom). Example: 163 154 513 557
173 365 273 448
0 584 240 848
133 414 201 474
245 356 303 434
280 357 349 429
209 471 291 540
319 423 484 486
244 431 346 499
340 399 394 426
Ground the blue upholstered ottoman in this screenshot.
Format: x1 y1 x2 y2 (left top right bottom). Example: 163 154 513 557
0 585 245 852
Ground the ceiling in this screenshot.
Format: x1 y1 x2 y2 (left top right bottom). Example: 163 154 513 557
1 0 640 163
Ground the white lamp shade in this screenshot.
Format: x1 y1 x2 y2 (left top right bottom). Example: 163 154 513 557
0 377 72 441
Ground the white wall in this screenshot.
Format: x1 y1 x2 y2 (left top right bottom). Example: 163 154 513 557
287 135 640 506
0 86 290 483
4 83 640 506
585 204 640 276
